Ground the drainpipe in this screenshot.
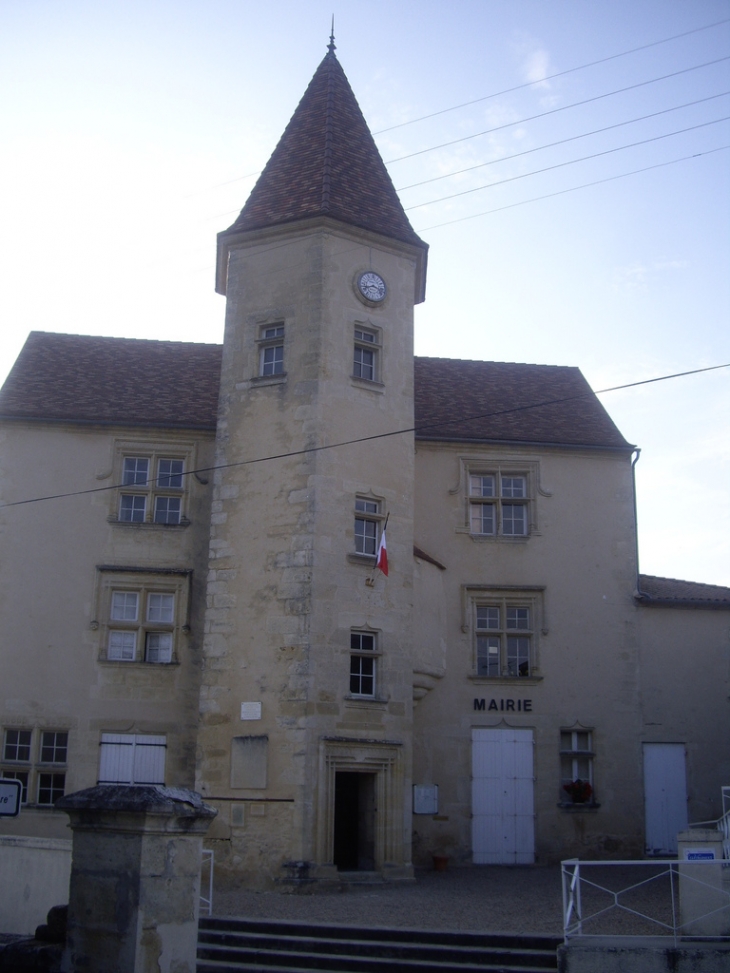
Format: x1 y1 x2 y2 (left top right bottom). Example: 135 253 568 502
631 448 646 601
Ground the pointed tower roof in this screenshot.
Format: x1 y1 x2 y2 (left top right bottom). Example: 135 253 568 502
217 45 427 294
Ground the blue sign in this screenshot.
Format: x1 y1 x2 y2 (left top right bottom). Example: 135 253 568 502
0 779 21 817
685 850 716 861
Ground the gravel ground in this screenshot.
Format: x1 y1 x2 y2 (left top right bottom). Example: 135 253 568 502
212 866 566 936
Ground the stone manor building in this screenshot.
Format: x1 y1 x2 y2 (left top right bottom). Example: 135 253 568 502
1 44 728 888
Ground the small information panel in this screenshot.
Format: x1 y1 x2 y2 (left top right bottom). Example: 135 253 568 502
684 849 717 861
0 779 21 817
413 784 439 815
240 701 262 721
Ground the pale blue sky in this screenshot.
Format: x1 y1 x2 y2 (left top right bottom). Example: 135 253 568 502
1 1 728 583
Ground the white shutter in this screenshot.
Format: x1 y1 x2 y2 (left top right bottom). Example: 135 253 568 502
99 733 135 783
99 733 166 785
132 735 166 784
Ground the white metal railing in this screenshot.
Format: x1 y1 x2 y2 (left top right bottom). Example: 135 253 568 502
562 859 730 946
199 848 214 916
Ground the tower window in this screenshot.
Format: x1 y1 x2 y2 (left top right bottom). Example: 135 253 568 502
258 324 285 377
353 327 380 383
354 497 381 556
349 632 379 697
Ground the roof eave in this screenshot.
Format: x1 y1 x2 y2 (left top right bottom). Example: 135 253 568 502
414 433 635 452
635 593 730 611
216 216 428 304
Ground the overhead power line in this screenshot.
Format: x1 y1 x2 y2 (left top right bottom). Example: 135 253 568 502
385 57 730 165
396 91 730 192
416 145 730 231
374 18 730 134
406 116 730 211
1 363 727 511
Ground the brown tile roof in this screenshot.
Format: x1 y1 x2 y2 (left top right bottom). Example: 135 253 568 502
637 574 730 609
0 332 221 430
0 335 630 452
414 357 631 450
221 49 426 250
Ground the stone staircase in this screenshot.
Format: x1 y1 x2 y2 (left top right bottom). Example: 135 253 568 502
197 916 561 972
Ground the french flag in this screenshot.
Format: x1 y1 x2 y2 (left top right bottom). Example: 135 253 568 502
376 524 388 576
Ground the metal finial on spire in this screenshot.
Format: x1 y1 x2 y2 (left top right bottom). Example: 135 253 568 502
327 16 336 54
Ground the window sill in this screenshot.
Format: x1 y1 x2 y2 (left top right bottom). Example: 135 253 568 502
99 659 179 668
347 553 377 567
350 376 385 393
250 373 287 387
344 696 388 708
558 802 601 812
469 674 543 684
108 519 190 529
458 530 532 543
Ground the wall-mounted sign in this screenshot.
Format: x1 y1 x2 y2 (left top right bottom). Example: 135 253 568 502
240 702 262 721
413 784 439 815
0 779 21 817
474 698 533 713
684 849 716 860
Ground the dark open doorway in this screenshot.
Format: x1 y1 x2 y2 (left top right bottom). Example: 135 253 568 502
333 771 376 871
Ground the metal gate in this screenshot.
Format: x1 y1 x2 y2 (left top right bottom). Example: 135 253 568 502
472 727 535 864
643 742 688 855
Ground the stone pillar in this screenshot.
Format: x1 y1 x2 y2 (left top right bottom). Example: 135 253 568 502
57 785 216 973
677 828 729 937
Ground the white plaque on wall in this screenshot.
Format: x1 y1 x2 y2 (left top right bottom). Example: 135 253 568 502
413 784 439 815
240 701 262 721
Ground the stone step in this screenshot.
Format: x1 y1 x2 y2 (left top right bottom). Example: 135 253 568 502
197 917 560 973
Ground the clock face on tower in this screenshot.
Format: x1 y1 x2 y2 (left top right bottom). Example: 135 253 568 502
356 271 387 304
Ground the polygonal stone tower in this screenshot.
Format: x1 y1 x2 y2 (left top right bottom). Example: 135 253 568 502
196 39 428 886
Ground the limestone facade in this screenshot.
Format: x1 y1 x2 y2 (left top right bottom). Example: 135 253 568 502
0 45 728 887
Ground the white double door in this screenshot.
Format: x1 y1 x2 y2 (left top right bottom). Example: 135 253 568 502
472 728 535 864
643 743 688 855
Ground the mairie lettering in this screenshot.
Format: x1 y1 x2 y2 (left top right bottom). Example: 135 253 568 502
474 698 532 712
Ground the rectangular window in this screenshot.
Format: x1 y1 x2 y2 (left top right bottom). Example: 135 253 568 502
2 728 68 806
350 632 377 697
40 731 68 764
37 773 65 806
115 448 187 526
119 494 147 522
560 729 595 805
258 324 285 377
353 327 380 382
3 729 32 762
105 587 176 664
153 495 181 525
111 591 139 621
108 630 136 661
123 457 150 486
145 632 172 664
476 602 532 677
157 458 184 489
354 498 380 555
469 472 528 537
99 733 166 785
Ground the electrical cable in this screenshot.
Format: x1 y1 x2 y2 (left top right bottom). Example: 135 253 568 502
374 18 730 134
405 116 730 212
395 91 730 192
385 56 730 165
1 363 727 510
415 144 730 231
